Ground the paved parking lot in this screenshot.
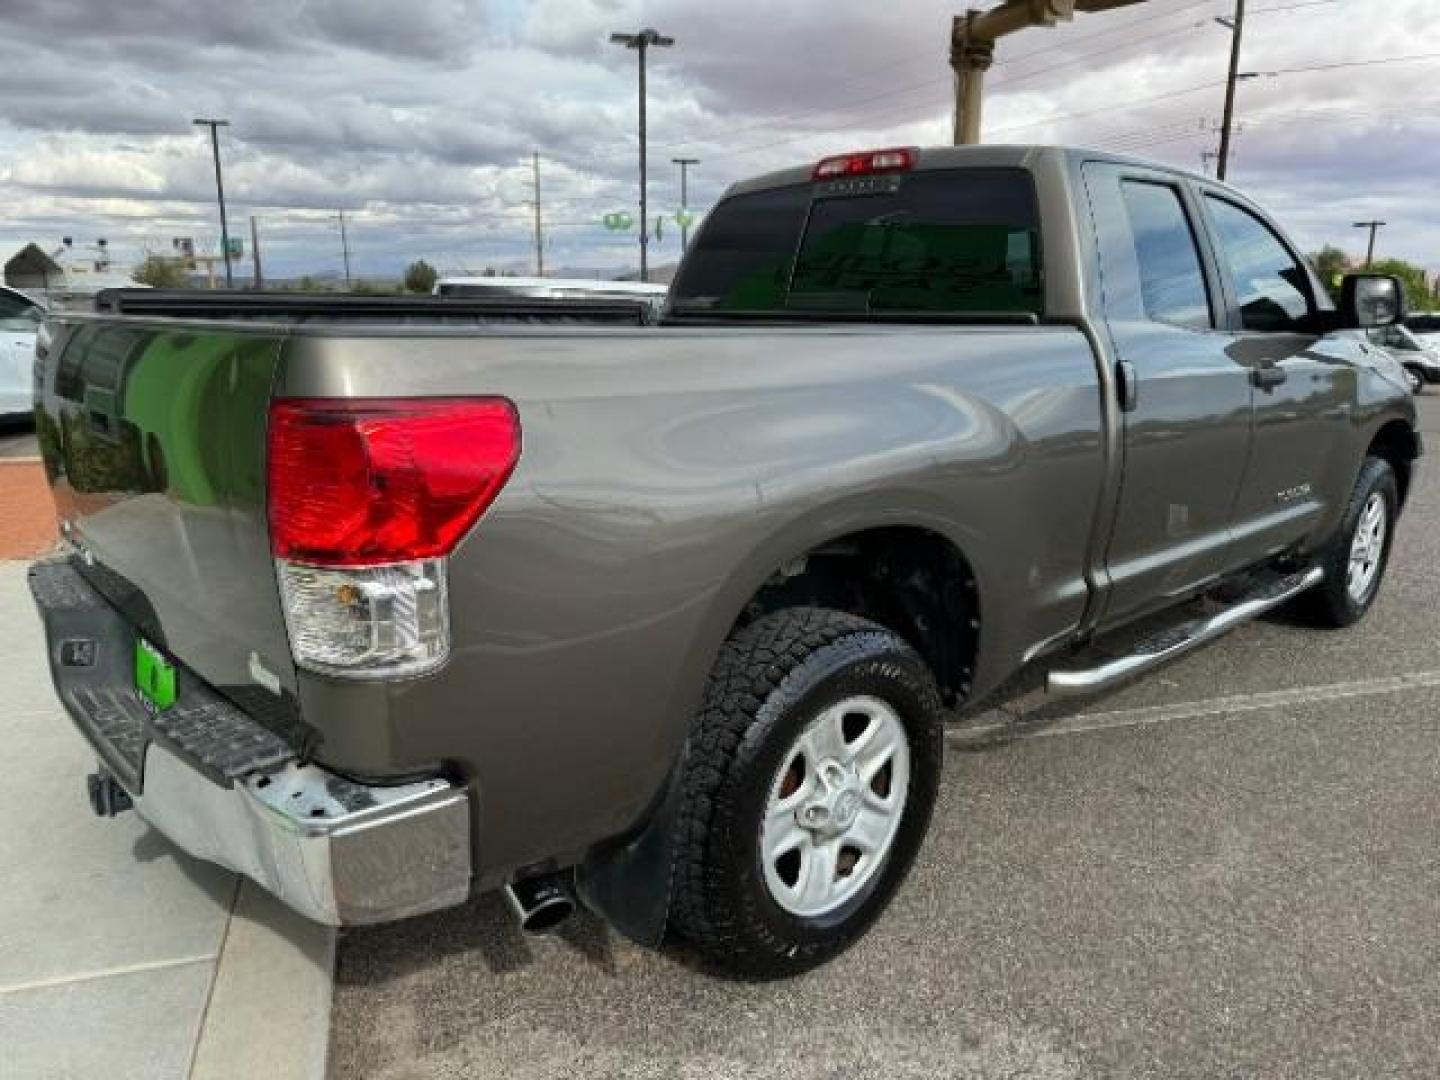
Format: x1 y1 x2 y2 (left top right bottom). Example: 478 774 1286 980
323 394 1433 1077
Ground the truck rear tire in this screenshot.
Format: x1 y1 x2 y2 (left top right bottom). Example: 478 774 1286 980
669 607 944 978
1300 455 1398 627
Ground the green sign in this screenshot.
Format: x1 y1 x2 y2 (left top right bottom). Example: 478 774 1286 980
675 209 695 228
225 237 244 258
603 212 633 231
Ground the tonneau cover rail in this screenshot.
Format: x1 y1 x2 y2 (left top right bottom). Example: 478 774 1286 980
92 288 655 325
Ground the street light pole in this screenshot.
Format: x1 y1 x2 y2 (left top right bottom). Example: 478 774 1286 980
1354 220 1386 267
532 151 545 277
193 118 233 287
611 28 674 283
1216 0 1247 182
333 210 353 287
672 157 699 251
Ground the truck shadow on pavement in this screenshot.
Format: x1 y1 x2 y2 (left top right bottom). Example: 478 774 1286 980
949 598 1333 750
335 891 619 987
336 600 1339 991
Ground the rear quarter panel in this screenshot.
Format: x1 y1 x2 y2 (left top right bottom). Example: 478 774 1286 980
279 323 1105 880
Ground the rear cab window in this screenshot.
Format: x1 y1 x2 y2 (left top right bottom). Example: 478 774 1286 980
670 167 1043 319
1117 180 1213 331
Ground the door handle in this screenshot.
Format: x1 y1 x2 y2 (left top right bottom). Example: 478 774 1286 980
1251 365 1288 390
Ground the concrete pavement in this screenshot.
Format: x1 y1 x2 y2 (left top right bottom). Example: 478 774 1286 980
329 394 1440 1079
0 560 334 1080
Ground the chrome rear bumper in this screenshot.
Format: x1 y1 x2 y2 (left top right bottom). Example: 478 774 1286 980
30 556 472 927
132 746 471 926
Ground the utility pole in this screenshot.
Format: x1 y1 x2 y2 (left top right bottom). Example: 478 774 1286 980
950 1 1145 145
1354 220 1386 267
610 28 674 283
672 157 699 251
192 118 233 287
1216 0 1247 182
249 215 263 290
334 210 353 287
532 151 545 277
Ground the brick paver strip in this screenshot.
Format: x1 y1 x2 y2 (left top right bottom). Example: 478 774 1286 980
0 459 59 560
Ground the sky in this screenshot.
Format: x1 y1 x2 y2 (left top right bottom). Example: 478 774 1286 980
1 0 1437 281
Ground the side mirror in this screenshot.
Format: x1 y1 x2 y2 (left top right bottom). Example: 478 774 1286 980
1340 273 1405 329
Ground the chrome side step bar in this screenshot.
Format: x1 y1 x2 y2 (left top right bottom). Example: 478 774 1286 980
1047 567 1324 697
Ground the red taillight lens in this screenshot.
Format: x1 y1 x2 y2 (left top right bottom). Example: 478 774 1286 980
267 397 520 566
813 147 918 180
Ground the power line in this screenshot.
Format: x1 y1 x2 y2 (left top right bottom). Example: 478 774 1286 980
1254 50 1440 77
987 78 1226 137
998 0 1220 66
987 15 1220 91
654 0 1221 155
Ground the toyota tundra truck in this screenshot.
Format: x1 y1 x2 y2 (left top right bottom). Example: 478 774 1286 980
27 146 1421 977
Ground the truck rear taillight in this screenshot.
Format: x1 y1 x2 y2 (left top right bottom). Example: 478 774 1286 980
267 397 520 679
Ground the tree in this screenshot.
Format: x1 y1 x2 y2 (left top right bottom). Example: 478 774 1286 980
132 255 190 289
403 259 438 294
1308 246 1351 301
1368 258 1436 312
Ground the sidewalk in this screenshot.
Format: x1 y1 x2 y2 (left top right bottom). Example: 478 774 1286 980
0 458 57 560
0 560 335 1080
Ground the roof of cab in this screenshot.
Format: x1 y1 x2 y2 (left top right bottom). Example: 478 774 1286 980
722 144 1220 199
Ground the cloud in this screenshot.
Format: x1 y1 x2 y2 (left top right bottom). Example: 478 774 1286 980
1 0 1438 278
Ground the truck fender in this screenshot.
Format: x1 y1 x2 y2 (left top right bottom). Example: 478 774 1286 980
576 498 981 945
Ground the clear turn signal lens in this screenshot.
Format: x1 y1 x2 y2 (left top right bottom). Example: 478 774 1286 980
277 558 448 679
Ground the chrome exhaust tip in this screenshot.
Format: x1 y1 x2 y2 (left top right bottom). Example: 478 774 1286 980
504 874 575 933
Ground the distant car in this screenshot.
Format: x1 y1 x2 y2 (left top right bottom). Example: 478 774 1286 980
1370 323 1440 394
1404 311 1440 349
0 284 44 420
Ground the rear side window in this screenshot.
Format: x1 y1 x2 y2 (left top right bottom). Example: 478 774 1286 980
671 168 1043 317
1204 196 1313 332
1118 181 1212 330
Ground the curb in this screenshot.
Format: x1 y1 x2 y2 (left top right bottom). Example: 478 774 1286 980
189 883 336 1080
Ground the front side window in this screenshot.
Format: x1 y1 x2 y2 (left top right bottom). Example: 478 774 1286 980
671 168 1043 317
1118 181 1212 330
1204 196 1313 332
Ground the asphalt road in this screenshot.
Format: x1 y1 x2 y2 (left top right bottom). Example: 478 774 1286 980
330 395 1440 1080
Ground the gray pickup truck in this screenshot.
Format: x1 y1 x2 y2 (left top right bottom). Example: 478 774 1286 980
28 145 1420 977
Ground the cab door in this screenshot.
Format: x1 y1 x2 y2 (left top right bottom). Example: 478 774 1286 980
1083 163 1254 627
1197 192 1358 567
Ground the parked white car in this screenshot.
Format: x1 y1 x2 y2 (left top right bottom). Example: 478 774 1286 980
1370 323 1440 394
1404 312 1440 349
0 284 44 420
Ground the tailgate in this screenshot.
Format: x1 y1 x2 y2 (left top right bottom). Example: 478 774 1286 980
36 318 299 706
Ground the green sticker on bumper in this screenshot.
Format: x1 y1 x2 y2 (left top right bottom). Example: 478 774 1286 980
135 638 176 711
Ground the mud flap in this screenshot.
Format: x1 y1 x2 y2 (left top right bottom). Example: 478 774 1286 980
573 752 687 948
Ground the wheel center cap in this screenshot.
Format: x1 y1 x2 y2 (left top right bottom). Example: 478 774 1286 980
833 790 861 829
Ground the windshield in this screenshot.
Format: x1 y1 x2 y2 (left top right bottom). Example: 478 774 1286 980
670 167 1043 318
1372 325 1422 351
0 290 42 332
